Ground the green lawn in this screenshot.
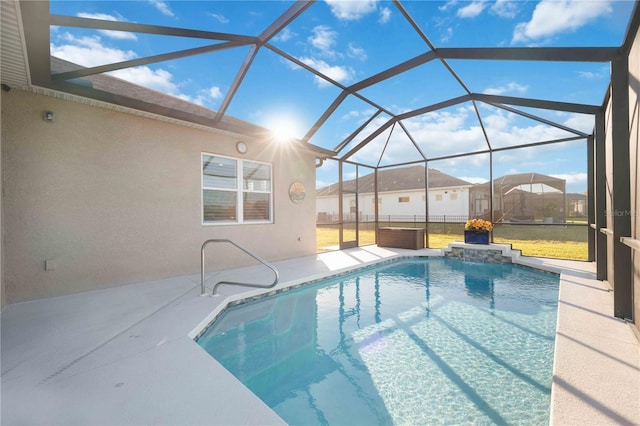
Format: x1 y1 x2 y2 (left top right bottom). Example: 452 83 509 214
317 224 589 261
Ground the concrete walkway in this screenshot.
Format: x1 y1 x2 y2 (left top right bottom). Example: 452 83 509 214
1 246 638 425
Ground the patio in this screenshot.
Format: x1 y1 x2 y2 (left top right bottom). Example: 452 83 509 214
1 1 640 424
2 247 638 425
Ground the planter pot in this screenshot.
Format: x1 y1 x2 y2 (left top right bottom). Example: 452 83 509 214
464 230 490 244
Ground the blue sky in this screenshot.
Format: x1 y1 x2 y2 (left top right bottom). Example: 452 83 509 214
49 0 635 193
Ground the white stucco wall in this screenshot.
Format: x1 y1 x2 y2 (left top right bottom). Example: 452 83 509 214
317 187 471 221
1 90 317 303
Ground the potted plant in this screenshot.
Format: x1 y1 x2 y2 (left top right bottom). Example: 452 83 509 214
464 219 493 244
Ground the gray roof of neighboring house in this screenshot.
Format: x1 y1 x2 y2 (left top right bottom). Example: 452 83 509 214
472 172 566 193
566 192 587 199
316 165 472 196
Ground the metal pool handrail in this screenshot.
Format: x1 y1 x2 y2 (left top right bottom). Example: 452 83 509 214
201 238 279 296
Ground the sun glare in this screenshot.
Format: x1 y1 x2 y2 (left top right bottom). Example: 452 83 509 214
266 115 302 144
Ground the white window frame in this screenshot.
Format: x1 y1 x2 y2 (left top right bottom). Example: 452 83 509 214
201 153 273 225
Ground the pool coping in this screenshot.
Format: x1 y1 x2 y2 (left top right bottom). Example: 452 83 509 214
1 245 638 425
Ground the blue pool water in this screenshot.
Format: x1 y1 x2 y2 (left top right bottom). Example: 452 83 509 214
197 257 559 425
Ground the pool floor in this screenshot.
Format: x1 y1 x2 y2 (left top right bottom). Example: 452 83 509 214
197 258 560 425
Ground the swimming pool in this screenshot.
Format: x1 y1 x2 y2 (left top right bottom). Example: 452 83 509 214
196 257 559 425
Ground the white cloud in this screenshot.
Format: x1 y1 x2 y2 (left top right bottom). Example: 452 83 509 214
441 27 454 43
457 1 487 18
482 111 510 130
208 13 229 24
299 57 355 87
504 167 522 175
325 0 377 20
51 33 137 66
512 0 613 44
492 138 585 171
562 113 595 133
490 0 519 19
432 9 455 43
149 0 174 17
483 82 528 95
578 71 598 79
550 172 587 186
316 179 335 189
378 7 391 24
77 12 117 20
77 13 137 40
309 25 339 58
439 1 458 12
343 171 358 181
578 66 609 80
51 33 203 102
352 107 487 165
347 43 368 61
175 85 225 107
342 110 361 120
350 103 591 167
208 86 224 100
110 67 179 94
274 28 296 43
459 176 489 184
485 118 572 148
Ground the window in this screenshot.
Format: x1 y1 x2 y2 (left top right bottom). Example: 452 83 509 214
435 194 443 201
202 153 272 224
398 196 410 203
450 193 458 200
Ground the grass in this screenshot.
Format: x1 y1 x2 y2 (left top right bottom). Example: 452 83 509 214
316 223 589 261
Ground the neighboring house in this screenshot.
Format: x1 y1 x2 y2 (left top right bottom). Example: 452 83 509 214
318 168 573 224
469 173 567 223
316 165 473 222
567 193 588 217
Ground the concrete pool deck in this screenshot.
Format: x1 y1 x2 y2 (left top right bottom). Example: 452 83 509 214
1 245 638 425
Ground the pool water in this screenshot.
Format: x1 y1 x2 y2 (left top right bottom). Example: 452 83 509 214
196 257 559 425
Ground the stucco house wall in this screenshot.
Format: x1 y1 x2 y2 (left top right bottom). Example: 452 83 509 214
317 187 470 221
1 90 317 304
377 187 470 218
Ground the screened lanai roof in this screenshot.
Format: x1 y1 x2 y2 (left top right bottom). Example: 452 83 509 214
1 0 638 167
474 172 566 194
